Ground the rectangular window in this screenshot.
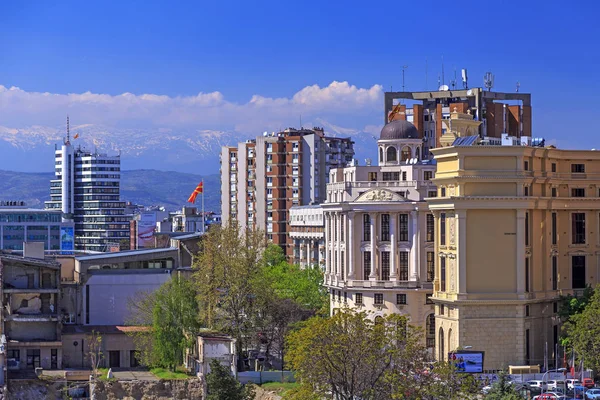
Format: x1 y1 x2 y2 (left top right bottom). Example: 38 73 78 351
426 214 434 242
363 214 370 241
526 329 530 365
402 171 407 181
571 164 585 173
572 255 586 289
426 294 434 304
525 212 529 246
524 186 529 196
551 212 557 245
552 256 558 290
399 214 409 241
572 213 586 244
441 187 446 197
424 171 433 181
525 305 530 317
355 293 363 305
374 293 384 305
396 294 407 305
440 257 446 292
363 251 371 279
381 214 390 241
341 218 345 242
551 163 557 173
553 302 558 313
368 172 378 181
428 190 437 198
440 213 446 245
524 160 529 171
427 252 435 282
552 187 557 197
399 252 409 280
525 258 530 293
382 172 400 181
381 251 390 280
571 188 585 197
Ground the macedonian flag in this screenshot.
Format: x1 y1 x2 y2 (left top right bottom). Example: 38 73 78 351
187 181 204 203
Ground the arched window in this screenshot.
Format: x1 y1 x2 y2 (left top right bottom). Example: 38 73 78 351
438 327 445 361
374 316 384 326
379 147 384 163
386 146 397 162
448 328 453 354
426 314 435 348
401 146 411 162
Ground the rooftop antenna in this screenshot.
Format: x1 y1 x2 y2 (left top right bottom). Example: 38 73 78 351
484 71 494 92
461 68 468 89
300 114 302 129
402 65 408 92
516 81 521 93
437 74 441 88
66 115 71 144
451 68 457 89
441 56 445 87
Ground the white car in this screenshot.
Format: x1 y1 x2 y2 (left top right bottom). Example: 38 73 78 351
547 380 566 391
566 378 581 389
527 380 549 391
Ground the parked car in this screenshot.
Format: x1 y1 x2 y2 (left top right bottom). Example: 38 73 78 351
528 380 549 391
567 379 583 389
583 378 596 389
534 393 567 400
547 380 567 391
586 388 600 399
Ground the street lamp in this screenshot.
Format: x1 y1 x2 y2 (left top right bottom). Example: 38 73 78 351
542 368 566 392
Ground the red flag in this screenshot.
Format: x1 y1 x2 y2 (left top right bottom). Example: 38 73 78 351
187 181 204 203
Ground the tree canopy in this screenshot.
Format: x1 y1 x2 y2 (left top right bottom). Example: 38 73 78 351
564 285 600 372
206 359 254 400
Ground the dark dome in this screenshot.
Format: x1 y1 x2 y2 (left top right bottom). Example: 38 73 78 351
380 120 419 140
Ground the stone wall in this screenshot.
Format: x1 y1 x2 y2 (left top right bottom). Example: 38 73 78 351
93 380 204 400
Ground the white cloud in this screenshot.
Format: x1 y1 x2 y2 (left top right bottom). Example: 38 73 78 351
0 81 383 134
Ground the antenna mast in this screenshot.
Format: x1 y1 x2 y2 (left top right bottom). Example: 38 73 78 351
441 56 445 87
66 115 70 144
401 65 408 92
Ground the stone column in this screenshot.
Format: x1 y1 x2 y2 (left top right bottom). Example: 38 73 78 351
324 214 330 276
457 211 467 294
369 213 377 280
390 213 397 281
336 213 342 279
410 211 418 280
305 240 311 267
348 212 355 279
516 210 526 294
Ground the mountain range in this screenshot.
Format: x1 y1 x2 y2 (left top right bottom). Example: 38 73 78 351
0 122 380 174
0 169 220 212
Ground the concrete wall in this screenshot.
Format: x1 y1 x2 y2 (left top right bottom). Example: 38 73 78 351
62 332 138 369
6 321 57 341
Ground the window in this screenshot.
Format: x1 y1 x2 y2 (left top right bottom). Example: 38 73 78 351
551 163 557 173
7 349 19 361
344 292 347 303
341 218 345 242
381 251 390 280
525 305 530 317
428 190 437 198
386 147 397 162
440 257 446 291
368 172 378 181
382 171 400 181
524 186 529 196
426 314 435 348
334 218 337 241
399 214 409 241
525 212 529 246
130 350 140 368
552 212 557 245
440 213 446 245
381 214 390 241
363 251 371 279
374 293 384 305
401 147 411 162
524 160 529 171
571 188 585 197
553 302 558 313
363 214 370 241
426 214 434 242
424 171 433 181
572 255 586 289
552 256 558 290
572 213 586 244
441 187 446 197
525 257 530 293
571 164 585 173
427 252 435 282
426 294 434 304
396 294 407 305
526 329 530 365
355 293 363 305
402 171 407 181
552 187 557 197
399 252 409 280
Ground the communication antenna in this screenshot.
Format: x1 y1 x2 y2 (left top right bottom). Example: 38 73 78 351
441 56 445 87
401 65 408 91
300 114 302 129
66 115 71 144
484 72 494 92
516 81 521 93
461 69 468 89
451 68 457 89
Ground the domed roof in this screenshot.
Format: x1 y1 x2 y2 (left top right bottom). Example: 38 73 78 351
380 120 419 140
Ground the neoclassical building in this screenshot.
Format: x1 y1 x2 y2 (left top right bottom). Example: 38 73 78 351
323 120 437 350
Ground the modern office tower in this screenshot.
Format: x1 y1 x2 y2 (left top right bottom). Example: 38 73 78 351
220 127 354 258
429 124 600 370
322 119 437 352
384 86 532 157
45 119 130 251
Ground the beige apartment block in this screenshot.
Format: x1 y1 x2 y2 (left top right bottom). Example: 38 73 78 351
323 120 437 351
429 142 600 370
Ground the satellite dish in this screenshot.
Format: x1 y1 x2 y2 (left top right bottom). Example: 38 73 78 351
405 158 410 165
467 89 473 96
439 85 449 91
412 158 417 164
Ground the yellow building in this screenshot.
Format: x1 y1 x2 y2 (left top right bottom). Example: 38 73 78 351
429 141 600 370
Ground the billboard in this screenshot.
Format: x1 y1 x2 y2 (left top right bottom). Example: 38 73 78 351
448 351 484 373
60 226 74 255
137 212 156 249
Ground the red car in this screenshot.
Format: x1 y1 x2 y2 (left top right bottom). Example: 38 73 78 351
582 378 595 388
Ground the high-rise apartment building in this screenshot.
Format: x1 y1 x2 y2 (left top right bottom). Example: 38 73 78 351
323 120 437 351
45 120 130 251
429 134 600 370
220 127 354 258
384 88 532 157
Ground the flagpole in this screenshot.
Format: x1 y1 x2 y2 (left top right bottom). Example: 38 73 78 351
201 180 205 234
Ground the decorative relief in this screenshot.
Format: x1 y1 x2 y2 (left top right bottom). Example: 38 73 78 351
449 258 456 292
449 217 456 246
357 189 402 202
449 185 456 196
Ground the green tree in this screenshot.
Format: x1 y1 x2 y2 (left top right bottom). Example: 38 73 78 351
126 289 158 366
206 359 254 400
151 275 201 371
484 371 524 400
565 285 600 372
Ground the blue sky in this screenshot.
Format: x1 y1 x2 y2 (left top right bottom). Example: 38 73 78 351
0 0 599 166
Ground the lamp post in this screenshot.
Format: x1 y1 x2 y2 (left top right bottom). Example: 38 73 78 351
542 367 566 392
